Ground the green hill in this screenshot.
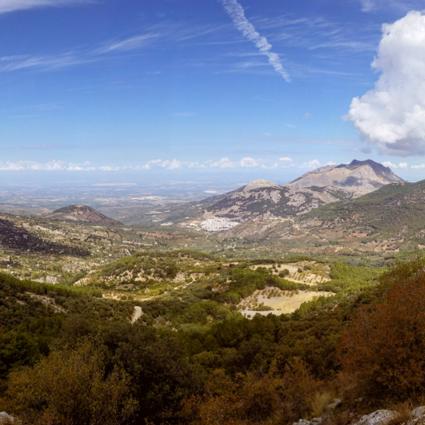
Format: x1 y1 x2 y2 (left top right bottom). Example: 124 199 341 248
309 181 425 237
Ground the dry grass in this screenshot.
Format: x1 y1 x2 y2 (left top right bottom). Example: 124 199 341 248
387 402 414 425
310 390 336 418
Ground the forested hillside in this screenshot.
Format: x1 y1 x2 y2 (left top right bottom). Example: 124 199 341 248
1 257 425 424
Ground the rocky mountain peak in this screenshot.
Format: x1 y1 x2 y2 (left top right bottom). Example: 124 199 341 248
347 159 384 168
288 159 403 195
243 179 279 191
343 159 399 178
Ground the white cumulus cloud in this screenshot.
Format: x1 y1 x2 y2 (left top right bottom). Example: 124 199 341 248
382 161 408 169
142 159 183 171
348 11 425 155
221 0 290 81
0 156 302 173
239 156 259 167
411 163 425 169
209 157 235 169
303 159 321 169
0 160 96 171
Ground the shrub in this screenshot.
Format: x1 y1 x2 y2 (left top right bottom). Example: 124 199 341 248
184 359 321 425
4 342 137 425
279 269 290 278
339 264 425 402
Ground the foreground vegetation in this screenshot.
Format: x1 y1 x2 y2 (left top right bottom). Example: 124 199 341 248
1 254 425 424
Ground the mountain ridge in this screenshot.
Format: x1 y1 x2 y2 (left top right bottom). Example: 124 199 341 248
187 159 404 230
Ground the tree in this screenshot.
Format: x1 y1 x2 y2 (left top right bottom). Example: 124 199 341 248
4 342 137 425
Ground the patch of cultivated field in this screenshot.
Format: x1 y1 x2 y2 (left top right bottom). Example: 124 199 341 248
251 261 331 285
239 287 334 319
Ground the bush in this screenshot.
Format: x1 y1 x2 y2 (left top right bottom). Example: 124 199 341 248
279 269 290 278
183 359 321 425
0 331 42 380
104 325 201 424
3 342 137 425
339 263 425 402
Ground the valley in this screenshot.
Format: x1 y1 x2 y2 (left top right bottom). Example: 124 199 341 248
1 159 425 425
0 160 417 288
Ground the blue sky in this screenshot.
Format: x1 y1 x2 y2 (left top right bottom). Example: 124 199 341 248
2 0 425 185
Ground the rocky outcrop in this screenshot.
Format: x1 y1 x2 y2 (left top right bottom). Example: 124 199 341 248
131 306 143 324
407 406 425 425
352 410 399 425
293 406 425 425
0 412 15 424
293 418 323 425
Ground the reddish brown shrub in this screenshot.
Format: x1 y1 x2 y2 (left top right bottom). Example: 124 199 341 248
339 268 425 401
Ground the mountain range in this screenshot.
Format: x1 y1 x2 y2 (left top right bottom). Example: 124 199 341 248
0 159 421 257
193 160 425 255
182 159 404 230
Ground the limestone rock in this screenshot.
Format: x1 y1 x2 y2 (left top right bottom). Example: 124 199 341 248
352 410 399 425
0 412 15 424
407 406 425 425
293 417 322 425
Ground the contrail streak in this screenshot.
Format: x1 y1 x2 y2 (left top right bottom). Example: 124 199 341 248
221 0 290 81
